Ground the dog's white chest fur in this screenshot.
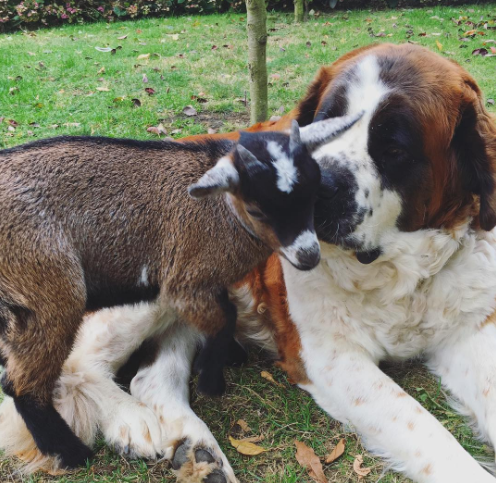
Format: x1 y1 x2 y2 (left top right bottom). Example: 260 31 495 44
283 227 496 361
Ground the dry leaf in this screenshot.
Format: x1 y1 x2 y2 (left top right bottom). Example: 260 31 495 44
436 40 443 51
137 53 150 60
182 105 198 117
208 127 217 134
63 122 81 127
325 439 345 464
261 371 284 387
353 455 371 478
294 440 327 483
147 123 167 136
97 67 105 75
145 87 155 95
142 74 148 83
131 98 141 107
236 419 251 433
95 46 112 52
96 87 110 92
117 35 128 40
228 436 267 456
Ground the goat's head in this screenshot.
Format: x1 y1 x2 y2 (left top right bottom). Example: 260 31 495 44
188 114 361 271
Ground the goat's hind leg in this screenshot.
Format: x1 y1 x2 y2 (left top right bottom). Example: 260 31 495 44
0 271 91 470
192 290 241 397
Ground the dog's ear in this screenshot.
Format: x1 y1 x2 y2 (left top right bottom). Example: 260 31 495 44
295 45 377 127
452 76 496 231
295 67 335 127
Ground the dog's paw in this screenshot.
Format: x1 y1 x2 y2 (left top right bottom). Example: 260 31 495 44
100 400 162 460
156 407 237 482
172 440 234 483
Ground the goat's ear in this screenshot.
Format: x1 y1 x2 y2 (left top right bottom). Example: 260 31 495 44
452 78 496 231
188 157 239 199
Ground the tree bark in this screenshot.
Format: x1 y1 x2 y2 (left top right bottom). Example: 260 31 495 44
294 0 304 22
246 0 268 124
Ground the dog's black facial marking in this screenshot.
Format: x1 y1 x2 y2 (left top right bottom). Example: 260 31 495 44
315 163 362 246
368 94 430 231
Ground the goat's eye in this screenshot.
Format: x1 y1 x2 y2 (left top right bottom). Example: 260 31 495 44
247 209 268 221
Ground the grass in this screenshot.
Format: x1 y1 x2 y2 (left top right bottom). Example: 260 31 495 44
1 4 496 482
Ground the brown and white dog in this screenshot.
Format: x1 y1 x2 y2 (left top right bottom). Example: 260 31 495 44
2 43 496 483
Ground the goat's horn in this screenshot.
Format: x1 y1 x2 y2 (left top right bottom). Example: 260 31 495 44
300 111 364 149
289 120 301 152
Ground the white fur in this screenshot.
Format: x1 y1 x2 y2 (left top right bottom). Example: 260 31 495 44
267 140 298 193
277 54 496 483
139 265 149 286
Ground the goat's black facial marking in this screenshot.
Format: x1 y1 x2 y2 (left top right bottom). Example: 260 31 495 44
235 131 321 250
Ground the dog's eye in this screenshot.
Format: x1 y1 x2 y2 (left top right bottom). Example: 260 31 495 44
247 209 268 221
383 146 408 161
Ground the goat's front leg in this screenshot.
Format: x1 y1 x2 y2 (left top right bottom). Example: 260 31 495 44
131 321 238 483
427 321 496 459
298 339 495 483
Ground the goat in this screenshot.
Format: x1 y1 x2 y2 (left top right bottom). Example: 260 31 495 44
0 114 358 469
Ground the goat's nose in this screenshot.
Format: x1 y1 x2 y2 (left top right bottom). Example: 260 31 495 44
318 172 339 201
296 247 321 271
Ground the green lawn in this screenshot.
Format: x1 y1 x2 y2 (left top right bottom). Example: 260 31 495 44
1 4 496 482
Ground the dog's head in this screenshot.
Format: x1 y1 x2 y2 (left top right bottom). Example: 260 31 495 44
296 43 496 263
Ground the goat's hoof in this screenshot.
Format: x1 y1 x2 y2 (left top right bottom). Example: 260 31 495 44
172 440 234 483
197 370 226 398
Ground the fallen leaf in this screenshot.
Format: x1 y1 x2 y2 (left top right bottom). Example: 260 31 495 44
63 122 81 127
137 53 150 60
261 371 284 387
182 105 198 117
117 35 128 40
270 73 281 80
147 123 167 136
9 87 19 95
172 34 179 41
229 436 267 456
487 98 495 106
492 47 496 54
237 419 251 433
325 439 345 464
294 441 327 483
95 47 112 52
142 74 148 83
306 41 312 47
436 40 443 51
131 98 141 107
145 87 155 95
113 97 125 102
171 129 183 135
472 48 488 56
208 127 217 134
96 87 110 92
8 119 18 127
353 455 371 478
97 66 105 74
211 45 218 50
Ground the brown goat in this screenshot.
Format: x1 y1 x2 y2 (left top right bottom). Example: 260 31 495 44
0 115 358 468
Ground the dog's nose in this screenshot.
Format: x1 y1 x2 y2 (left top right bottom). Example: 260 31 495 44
318 172 339 201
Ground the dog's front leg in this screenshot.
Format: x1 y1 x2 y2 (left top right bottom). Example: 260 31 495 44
427 321 496 462
131 321 238 483
298 343 495 483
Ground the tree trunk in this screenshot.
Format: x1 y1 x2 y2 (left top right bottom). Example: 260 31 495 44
294 0 304 22
246 0 268 124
